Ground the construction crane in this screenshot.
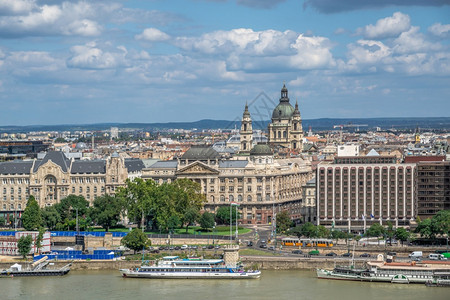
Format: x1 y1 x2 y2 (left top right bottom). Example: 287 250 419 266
333 123 368 143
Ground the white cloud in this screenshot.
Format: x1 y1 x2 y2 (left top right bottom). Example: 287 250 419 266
348 40 391 66
0 1 103 37
393 26 441 54
0 0 35 16
67 42 127 69
357 12 411 39
135 28 170 42
428 23 450 38
290 35 335 69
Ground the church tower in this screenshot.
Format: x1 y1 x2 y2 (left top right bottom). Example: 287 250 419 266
290 100 303 151
240 102 253 153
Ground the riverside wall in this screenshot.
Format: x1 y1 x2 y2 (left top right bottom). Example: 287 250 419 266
0 257 365 271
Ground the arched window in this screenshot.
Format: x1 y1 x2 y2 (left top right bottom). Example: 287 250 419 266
247 195 252 202
229 195 234 202
283 131 287 138
238 195 243 202
220 195 225 202
210 195 215 203
294 123 297 130
278 131 281 139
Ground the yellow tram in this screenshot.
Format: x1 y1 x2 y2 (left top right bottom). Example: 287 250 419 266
281 238 333 248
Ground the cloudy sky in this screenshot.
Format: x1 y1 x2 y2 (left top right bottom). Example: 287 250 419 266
0 0 449 126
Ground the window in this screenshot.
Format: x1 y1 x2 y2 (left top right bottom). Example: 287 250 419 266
94 187 97 193
2 188 5 194
229 195 234 202
220 195 225 202
79 187 83 193
247 195 252 202
247 186 252 192
72 187 75 193
10 187 14 194
87 187 90 193
18 187 22 194
238 195 242 202
229 186 234 192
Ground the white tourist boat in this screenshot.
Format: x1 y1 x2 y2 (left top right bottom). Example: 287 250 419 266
120 256 261 279
317 259 450 284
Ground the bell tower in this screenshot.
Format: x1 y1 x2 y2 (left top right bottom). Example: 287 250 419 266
240 102 253 153
291 100 303 151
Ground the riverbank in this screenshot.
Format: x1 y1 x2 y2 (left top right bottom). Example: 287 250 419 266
0 256 363 271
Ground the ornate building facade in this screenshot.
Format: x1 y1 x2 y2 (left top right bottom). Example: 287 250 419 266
142 145 313 225
267 84 304 152
0 151 144 220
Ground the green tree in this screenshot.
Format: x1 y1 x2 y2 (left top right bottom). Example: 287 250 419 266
215 206 240 225
117 178 157 229
276 211 293 233
0 216 6 227
415 218 435 239
317 225 329 238
22 196 42 230
55 195 90 222
17 235 33 259
167 215 181 233
42 206 61 230
300 222 317 238
184 207 200 233
199 212 215 231
34 227 45 254
385 221 395 245
366 223 385 242
433 210 450 236
90 194 122 231
395 227 410 245
121 228 150 254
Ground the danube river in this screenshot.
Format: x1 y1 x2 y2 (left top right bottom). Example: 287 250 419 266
1 270 448 300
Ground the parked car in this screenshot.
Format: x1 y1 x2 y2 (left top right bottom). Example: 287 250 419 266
247 241 253 247
325 252 337 257
359 253 371 257
409 251 423 260
259 244 267 249
428 253 447 260
181 245 189 250
215 245 220 249
149 247 159 253
207 245 214 249
268 246 275 251
292 250 303 254
309 250 320 255
342 252 351 257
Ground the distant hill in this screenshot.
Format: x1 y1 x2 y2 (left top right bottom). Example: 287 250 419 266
1 117 450 133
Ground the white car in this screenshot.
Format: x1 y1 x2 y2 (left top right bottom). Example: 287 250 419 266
181 245 189 250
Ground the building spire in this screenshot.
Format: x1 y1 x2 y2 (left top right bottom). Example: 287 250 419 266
280 84 289 103
243 101 250 117
293 99 300 116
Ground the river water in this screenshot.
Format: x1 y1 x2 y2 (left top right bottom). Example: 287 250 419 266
1 270 448 300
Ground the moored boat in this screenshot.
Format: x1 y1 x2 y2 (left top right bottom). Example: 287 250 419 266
0 256 71 277
120 256 261 279
317 259 450 285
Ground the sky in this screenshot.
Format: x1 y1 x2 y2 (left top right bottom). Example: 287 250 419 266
0 0 449 126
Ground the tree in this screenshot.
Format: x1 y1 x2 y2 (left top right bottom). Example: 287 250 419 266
416 218 437 239
42 206 61 230
34 227 45 254
215 206 240 225
300 222 317 238
167 215 181 233
117 178 157 229
395 227 410 246
184 208 200 233
317 225 329 238
385 221 395 246
90 194 122 231
0 216 6 227
55 195 90 221
22 196 42 230
199 212 215 231
276 211 293 233
433 210 450 236
121 228 150 254
17 235 33 259
366 223 385 240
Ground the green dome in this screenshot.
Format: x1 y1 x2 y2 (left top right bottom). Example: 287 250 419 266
272 102 294 120
250 143 273 156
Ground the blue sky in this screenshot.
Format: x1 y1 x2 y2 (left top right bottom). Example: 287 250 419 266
0 0 449 125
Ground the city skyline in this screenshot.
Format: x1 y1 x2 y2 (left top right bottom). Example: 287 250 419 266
0 0 449 126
